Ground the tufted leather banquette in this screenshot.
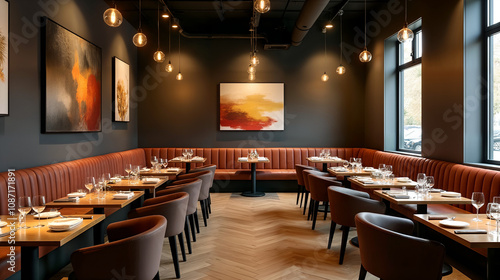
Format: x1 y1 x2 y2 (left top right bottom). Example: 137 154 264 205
1 147 500 279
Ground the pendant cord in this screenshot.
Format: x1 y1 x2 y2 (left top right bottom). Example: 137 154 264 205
157 1 160 49
139 0 142 29
168 19 171 55
324 31 327 70
340 13 343 64
178 32 181 72
405 0 408 24
364 0 366 48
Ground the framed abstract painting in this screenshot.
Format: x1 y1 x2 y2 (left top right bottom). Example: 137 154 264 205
42 18 102 132
220 83 284 131
112 57 129 122
0 0 8 116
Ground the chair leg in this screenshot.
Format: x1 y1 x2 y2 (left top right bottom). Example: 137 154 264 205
327 221 337 249
168 236 181 279
205 199 210 219
184 217 192 254
339 226 350 265
200 200 208 227
208 193 212 214
189 214 197 242
299 186 305 208
307 197 314 221
153 271 160 280
296 184 301 205
178 233 186 262
358 264 367 280
194 210 200 233
312 200 319 230
303 191 309 215
323 201 328 220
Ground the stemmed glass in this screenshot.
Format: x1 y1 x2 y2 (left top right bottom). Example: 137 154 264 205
342 160 349 169
426 176 435 195
151 156 158 169
18 196 32 229
102 173 111 192
417 173 426 194
125 164 132 178
32 195 46 228
182 149 188 159
162 158 169 169
188 149 194 159
384 165 392 181
489 203 500 236
472 192 485 222
85 177 95 201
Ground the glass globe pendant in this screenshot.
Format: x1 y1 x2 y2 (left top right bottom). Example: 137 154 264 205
321 72 329 82
165 61 173 72
397 24 414 43
359 48 372 63
249 73 256 81
103 5 122 27
250 52 259 66
133 31 147 47
336 65 346 75
247 64 256 74
154 51 165 63
254 0 270 14
176 72 183 80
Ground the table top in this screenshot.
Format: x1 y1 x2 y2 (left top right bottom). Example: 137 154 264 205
0 214 105 247
140 168 183 177
107 179 167 191
46 191 144 209
373 190 472 205
237 157 270 163
169 157 207 163
348 177 418 189
328 167 373 177
306 157 344 163
414 214 500 248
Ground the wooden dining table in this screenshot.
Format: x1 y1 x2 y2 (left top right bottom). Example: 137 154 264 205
307 157 344 172
415 214 500 279
139 167 183 177
107 178 168 198
237 157 270 197
348 177 418 190
0 214 105 280
169 157 207 173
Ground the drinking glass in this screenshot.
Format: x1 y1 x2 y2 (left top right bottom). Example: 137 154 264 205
487 203 496 226
472 192 485 222
416 173 426 194
102 173 111 192
151 156 158 168
343 161 349 169
162 158 169 169
182 149 188 159
85 177 95 195
32 195 46 228
130 165 141 184
426 176 435 195
125 164 132 178
494 196 500 204
18 196 32 229
378 163 386 171
490 203 500 236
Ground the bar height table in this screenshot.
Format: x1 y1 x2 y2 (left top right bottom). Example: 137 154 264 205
306 157 344 172
238 157 270 197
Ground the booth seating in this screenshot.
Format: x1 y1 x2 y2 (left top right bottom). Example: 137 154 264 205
1 147 500 279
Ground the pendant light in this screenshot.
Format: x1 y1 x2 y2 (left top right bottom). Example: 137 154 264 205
336 11 346 75
161 6 170 19
103 2 123 27
247 64 256 75
165 19 173 72
321 28 329 82
397 0 414 43
153 2 165 62
249 73 256 81
254 0 270 14
133 0 147 47
359 0 372 63
176 32 183 80
250 26 259 66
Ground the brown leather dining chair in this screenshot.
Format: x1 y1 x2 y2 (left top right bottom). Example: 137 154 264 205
176 170 212 229
307 174 342 230
327 186 386 264
69 215 167 280
129 192 189 279
295 164 318 208
355 212 450 280
157 178 202 254
188 164 216 214
302 169 330 218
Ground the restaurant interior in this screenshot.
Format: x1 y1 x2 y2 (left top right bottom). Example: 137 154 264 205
0 0 499 279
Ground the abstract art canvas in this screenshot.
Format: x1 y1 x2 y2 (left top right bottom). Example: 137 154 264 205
113 57 129 122
220 83 284 131
0 0 8 116
43 18 102 132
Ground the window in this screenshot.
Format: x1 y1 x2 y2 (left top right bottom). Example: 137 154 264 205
487 0 500 162
398 30 422 152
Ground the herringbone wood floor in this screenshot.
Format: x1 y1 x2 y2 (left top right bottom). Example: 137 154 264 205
53 193 470 280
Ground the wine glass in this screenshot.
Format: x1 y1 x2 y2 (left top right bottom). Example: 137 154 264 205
472 192 485 222
426 176 435 194
182 149 188 159
493 196 500 204
85 177 95 201
18 196 32 229
188 149 194 159
342 160 349 169
32 195 46 228
151 156 158 168
486 203 496 226
489 203 500 236
102 173 111 192
162 158 169 169
378 163 386 171
125 164 132 178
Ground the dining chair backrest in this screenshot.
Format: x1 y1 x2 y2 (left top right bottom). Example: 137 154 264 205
129 192 189 238
295 164 317 187
157 178 201 215
302 169 329 192
70 215 167 280
189 165 216 186
355 212 445 280
176 170 212 200
308 174 341 202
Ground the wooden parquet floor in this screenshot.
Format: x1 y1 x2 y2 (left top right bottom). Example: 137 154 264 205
52 193 470 280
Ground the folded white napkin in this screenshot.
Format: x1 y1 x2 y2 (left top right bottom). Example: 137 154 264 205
35 211 61 219
141 168 151 171
364 167 375 171
166 168 181 171
172 157 182 160
142 178 160 183
68 192 86 198
113 193 134 199
396 177 411 182
192 156 204 160
257 157 267 161
309 157 321 160
110 177 122 183
238 157 248 161
48 218 83 231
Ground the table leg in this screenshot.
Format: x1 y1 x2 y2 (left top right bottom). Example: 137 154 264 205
416 204 428 214
322 163 328 172
242 163 265 197
488 248 500 279
21 246 39 280
93 207 105 245
186 162 191 173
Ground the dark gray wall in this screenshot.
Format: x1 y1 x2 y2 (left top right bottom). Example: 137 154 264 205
0 0 139 171
138 19 367 149
364 0 465 163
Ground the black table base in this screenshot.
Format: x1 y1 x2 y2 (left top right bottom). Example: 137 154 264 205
241 162 265 197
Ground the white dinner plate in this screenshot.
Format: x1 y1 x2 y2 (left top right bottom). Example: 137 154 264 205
0 221 7 227
439 220 469 228
34 211 61 219
68 192 86 198
441 192 462 198
396 177 411 182
48 218 83 231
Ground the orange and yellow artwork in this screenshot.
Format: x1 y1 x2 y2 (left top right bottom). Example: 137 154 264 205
44 19 101 132
0 0 8 116
220 83 284 131
113 57 129 122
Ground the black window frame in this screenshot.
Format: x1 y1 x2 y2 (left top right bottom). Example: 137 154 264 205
397 28 423 154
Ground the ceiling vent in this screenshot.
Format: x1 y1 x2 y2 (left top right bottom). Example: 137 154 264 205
264 43 290 50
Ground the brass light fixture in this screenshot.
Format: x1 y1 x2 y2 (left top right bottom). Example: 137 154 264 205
249 24 259 66
397 0 414 43
336 11 346 75
153 2 165 63
254 0 270 14
172 18 179 29
325 21 333 29
103 2 122 27
321 28 329 82
165 18 173 72
359 0 372 63
176 31 183 80
133 0 147 47
161 6 170 19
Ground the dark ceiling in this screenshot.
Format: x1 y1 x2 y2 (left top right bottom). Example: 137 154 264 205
104 0 389 36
